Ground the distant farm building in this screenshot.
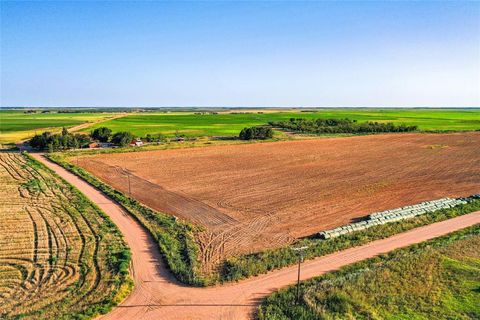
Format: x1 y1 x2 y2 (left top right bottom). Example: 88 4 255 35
130 138 143 147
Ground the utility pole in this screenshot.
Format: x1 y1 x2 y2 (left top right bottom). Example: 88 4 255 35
292 245 308 305
127 173 131 197
118 166 132 197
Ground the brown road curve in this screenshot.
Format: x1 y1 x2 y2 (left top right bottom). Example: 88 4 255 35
31 153 480 320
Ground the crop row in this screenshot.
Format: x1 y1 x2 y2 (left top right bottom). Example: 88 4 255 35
0 152 132 319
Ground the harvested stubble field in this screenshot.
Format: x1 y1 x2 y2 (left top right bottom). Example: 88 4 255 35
0 152 130 319
77 132 480 271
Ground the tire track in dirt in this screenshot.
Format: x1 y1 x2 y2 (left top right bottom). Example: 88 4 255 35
33 153 480 320
77 132 480 269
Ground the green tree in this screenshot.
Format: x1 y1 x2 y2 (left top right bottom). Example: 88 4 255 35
28 131 92 151
91 127 112 142
111 132 133 146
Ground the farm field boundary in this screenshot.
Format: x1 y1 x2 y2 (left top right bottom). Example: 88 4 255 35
46 150 480 285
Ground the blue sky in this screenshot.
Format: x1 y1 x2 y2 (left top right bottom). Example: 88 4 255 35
1 1 479 108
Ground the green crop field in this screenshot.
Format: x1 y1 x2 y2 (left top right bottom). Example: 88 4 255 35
85 109 480 138
2 109 479 144
0 110 119 144
258 225 480 320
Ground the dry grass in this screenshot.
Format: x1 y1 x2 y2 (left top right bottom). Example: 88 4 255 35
0 152 130 319
259 225 480 320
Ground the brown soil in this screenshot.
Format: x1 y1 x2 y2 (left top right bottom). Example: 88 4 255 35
77 132 480 269
32 153 480 320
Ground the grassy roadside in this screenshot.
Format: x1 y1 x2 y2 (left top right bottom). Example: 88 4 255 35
218 198 480 283
15 153 132 319
46 151 480 287
258 224 480 320
46 152 207 286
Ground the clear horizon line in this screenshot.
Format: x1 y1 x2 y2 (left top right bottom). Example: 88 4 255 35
2 105 480 109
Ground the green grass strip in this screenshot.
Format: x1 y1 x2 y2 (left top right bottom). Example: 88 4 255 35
258 224 480 320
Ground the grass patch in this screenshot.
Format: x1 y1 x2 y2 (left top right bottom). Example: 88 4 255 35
258 224 480 320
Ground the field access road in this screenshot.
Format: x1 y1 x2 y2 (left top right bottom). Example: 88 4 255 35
32 153 480 320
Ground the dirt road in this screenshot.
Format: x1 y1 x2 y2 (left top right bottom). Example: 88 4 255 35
68 113 129 134
31 153 480 320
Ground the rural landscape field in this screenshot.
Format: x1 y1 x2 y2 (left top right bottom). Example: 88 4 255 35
84 108 480 137
1 108 479 145
0 107 479 319
2 1 480 319
0 110 122 144
75 131 480 271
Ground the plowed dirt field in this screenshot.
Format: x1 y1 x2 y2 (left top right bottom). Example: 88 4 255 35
77 132 480 269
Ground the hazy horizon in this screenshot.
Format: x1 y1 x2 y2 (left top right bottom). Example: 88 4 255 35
1 1 479 108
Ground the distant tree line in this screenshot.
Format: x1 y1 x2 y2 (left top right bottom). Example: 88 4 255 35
29 126 174 151
269 118 417 134
239 126 274 140
29 127 136 151
29 128 91 152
